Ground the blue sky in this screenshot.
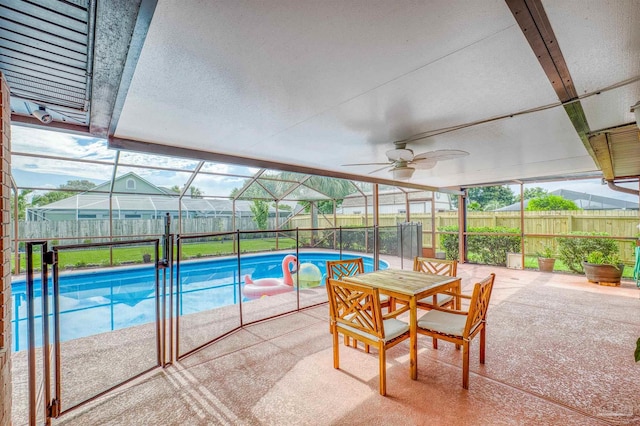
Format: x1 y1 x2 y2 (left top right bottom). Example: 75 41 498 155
11 126 258 197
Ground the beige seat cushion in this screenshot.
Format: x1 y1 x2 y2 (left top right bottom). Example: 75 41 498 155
417 310 466 337
340 318 409 343
417 293 453 306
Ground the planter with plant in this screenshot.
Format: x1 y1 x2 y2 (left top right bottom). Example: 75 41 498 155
536 245 556 272
582 251 624 286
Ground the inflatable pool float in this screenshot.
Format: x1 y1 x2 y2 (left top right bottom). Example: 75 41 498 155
243 254 298 299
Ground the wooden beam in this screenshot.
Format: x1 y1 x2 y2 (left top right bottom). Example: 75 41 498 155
505 0 595 159
588 133 614 180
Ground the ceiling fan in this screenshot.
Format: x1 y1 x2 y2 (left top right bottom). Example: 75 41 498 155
344 141 469 180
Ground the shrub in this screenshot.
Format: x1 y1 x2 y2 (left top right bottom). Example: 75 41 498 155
439 226 521 266
557 232 618 273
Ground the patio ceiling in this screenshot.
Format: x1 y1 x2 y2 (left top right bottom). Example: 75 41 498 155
4 0 640 191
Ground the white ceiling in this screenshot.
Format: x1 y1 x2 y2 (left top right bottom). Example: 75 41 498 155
112 0 640 190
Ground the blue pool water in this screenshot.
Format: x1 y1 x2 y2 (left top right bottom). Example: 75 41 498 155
10 252 387 352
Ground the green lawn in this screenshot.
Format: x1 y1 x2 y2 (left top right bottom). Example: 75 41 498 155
12 238 297 273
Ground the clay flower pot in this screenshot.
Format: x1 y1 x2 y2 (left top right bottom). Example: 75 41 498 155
582 261 624 286
537 257 555 272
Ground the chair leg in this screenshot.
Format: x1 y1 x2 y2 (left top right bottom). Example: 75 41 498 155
379 343 386 396
432 337 438 349
333 329 340 369
344 335 350 346
479 326 486 364
462 340 469 390
365 343 370 353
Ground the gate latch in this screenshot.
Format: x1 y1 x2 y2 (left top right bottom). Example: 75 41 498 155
43 251 55 265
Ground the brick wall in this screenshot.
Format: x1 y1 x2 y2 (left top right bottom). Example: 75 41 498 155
0 71 12 426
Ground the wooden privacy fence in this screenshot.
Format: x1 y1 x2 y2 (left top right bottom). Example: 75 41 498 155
14 210 640 260
15 216 281 243
289 210 640 236
288 210 640 262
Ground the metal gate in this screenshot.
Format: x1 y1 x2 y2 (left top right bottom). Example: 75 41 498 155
24 237 166 425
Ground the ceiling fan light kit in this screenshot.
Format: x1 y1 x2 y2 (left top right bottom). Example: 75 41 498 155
392 166 415 180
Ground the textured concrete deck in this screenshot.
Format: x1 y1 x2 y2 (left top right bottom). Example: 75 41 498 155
12 263 640 425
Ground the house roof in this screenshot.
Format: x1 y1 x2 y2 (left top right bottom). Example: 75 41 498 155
496 189 639 211
28 172 296 214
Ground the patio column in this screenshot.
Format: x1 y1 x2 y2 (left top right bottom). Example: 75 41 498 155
0 72 12 426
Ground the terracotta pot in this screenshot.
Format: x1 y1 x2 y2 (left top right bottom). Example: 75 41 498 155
582 261 624 286
537 257 555 272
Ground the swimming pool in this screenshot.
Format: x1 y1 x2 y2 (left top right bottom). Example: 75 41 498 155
10 252 387 352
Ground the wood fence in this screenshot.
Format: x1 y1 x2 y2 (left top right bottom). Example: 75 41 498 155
14 210 640 261
288 210 640 262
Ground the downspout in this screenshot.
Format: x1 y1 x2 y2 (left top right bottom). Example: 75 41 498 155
606 180 639 196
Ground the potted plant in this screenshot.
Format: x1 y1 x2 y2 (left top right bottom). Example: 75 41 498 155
536 246 556 272
583 251 624 286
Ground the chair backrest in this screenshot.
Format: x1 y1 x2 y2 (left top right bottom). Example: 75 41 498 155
326 258 365 280
327 278 384 339
413 257 457 277
463 273 496 337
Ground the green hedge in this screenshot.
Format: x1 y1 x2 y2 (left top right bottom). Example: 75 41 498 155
557 232 618 274
313 228 399 255
439 226 521 266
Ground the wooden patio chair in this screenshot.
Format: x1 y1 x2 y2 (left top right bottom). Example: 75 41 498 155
413 257 458 311
326 278 410 396
416 273 496 389
326 258 391 352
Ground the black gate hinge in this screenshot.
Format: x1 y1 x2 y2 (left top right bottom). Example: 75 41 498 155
43 251 55 265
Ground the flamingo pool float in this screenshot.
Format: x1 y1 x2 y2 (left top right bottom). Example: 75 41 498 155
242 254 298 299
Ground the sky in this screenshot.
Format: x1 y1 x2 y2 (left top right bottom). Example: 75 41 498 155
11 125 639 203
11 126 259 198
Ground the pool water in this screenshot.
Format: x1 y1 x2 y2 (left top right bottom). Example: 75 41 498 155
10 252 387 352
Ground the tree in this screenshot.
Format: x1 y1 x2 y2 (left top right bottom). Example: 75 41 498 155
250 199 269 230
11 189 32 219
60 180 97 191
170 185 203 198
189 186 203 199
526 194 579 211
517 187 548 201
31 180 97 207
455 185 516 210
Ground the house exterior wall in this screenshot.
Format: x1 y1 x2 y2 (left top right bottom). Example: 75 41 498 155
0 72 12 426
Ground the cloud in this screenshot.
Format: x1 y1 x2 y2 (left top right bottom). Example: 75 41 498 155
12 126 113 160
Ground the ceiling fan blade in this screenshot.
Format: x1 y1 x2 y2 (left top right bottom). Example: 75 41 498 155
342 162 392 166
413 149 470 162
369 165 393 174
411 158 437 170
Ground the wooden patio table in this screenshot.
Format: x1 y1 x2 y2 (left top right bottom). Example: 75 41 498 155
342 268 461 380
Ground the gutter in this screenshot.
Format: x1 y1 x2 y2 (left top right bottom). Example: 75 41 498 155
606 180 639 196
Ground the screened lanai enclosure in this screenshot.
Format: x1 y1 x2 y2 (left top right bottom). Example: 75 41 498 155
11 126 640 422
4 0 640 422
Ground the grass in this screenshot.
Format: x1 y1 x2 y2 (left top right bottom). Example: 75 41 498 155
12 238 297 274
523 255 634 278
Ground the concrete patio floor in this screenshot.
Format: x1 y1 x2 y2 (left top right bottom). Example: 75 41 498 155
12 263 640 425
